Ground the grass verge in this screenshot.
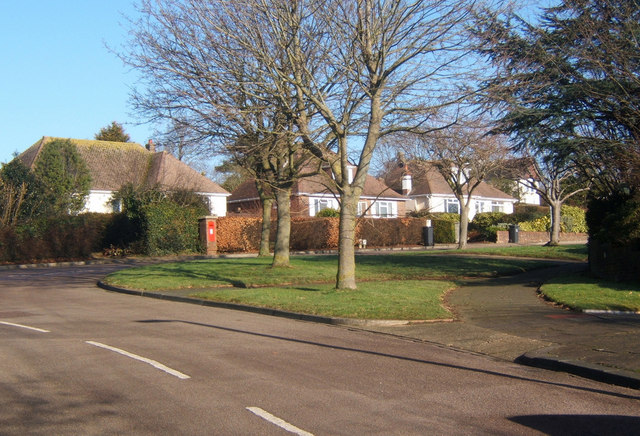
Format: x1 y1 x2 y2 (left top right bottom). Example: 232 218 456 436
452 244 588 261
540 274 640 312
102 251 553 320
192 280 455 320
104 253 551 291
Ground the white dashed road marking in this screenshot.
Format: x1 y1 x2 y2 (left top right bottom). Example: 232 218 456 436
0 321 50 333
85 341 191 379
246 407 314 436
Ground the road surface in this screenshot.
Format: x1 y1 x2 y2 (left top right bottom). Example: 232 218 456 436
1 264 638 435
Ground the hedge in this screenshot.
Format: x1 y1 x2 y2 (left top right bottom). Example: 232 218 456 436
142 200 205 255
0 213 111 263
216 216 456 252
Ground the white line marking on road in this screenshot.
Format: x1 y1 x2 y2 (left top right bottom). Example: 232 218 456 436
85 341 191 380
0 321 50 333
246 407 314 436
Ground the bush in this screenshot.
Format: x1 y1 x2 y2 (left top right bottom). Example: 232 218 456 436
433 220 457 244
142 200 206 255
316 208 340 217
469 212 511 241
519 215 551 232
587 191 640 245
512 204 548 223
561 205 587 233
108 184 209 255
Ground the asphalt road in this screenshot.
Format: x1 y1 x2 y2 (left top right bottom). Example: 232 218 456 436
1 264 639 435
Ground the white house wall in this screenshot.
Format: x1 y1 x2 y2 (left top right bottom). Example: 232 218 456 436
204 194 228 217
410 195 516 221
83 190 115 214
82 190 228 216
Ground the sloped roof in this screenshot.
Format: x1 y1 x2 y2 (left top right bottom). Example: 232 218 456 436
229 169 403 203
385 159 516 200
19 137 229 195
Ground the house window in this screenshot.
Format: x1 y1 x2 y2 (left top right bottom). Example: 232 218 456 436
475 201 485 214
491 201 504 213
445 199 459 214
357 201 368 217
313 198 332 215
374 201 394 218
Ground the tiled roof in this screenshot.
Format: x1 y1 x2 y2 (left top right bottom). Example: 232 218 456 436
229 168 403 202
19 137 229 195
385 160 516 200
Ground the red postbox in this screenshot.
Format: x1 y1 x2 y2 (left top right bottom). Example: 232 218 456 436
199 216 218 255
207 220 216 242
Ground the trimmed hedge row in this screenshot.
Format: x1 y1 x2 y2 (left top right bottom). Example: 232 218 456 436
216 216 456 253
0 214 459 262
0 214 111 263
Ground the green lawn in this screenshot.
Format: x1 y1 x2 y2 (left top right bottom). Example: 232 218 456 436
541 274 640 312
102 251 553 320
192 280 455 320
104 253 551 291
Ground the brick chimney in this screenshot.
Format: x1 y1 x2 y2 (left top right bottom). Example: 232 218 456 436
146 139 156 153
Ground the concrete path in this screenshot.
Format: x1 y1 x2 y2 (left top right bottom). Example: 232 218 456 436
365 262 640 389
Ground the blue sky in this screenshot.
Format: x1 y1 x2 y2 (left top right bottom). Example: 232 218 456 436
0 1 152 164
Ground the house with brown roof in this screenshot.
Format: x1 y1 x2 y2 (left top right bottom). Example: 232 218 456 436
228 163 406 218
383 159 517 220
19 137 230 215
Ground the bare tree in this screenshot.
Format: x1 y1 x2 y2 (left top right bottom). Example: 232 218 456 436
402 120 511 248
514 152 590 246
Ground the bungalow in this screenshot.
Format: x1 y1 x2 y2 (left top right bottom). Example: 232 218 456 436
229 163 406 218
383 158 518 220
19 137 230 216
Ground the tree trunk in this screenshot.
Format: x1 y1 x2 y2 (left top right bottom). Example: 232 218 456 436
259 197 273 257
336 193 358 290
272 186 292 267
549 201 562 246
256 183 273 257
458 202 470 249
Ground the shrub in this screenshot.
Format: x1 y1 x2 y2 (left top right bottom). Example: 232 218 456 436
519 215 551 232
316 208 340 217
512 204 548 223
433 220 457 243
587 191 640 245
142 200 206 255
469 212 511 241
470 212 509 229
561 205 587 233
108 184 209 255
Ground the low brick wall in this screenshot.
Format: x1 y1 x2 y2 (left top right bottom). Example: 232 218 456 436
496 230 588 244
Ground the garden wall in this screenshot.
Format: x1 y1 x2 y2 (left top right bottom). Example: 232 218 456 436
496 230 588 244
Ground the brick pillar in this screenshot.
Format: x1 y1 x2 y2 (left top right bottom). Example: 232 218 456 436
199 216 217 255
